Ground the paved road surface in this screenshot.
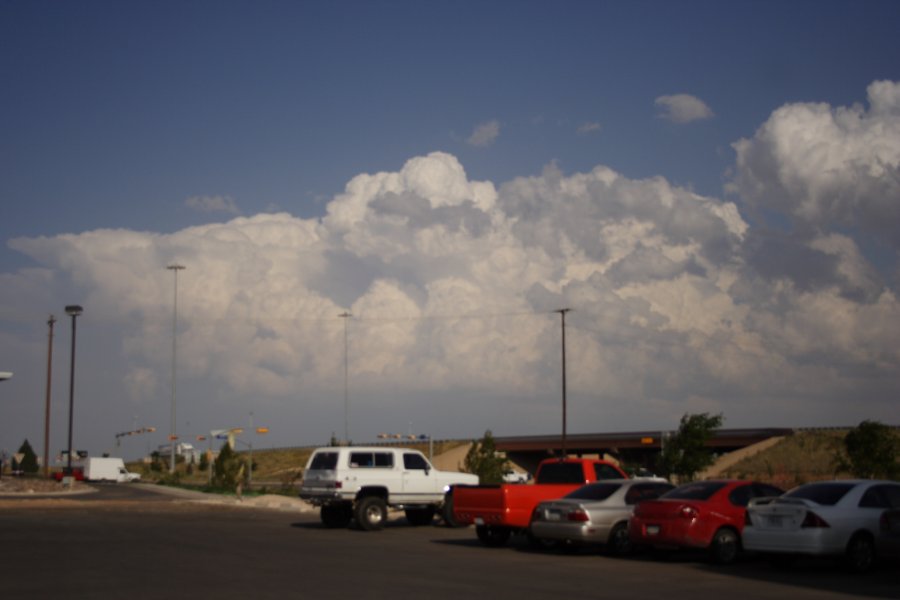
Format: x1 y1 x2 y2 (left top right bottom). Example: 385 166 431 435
1 485 897 599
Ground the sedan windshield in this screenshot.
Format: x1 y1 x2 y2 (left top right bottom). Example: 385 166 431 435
661 481 727 501
565 483 622 501
784 482 854 506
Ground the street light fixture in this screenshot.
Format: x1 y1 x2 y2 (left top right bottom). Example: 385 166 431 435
64 305 83 475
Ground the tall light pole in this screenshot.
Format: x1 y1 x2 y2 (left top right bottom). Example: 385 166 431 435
64 305 83 475
167 264 185 474
43 315 56 478
338 311 351 444
555 308 572 459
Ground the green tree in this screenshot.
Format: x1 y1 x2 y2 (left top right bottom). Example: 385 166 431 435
149 451 162 472
16 439 39 474
198 451 209 472
658 413 724 482
837 420 899 479
211 442 244 489
463 430 508 484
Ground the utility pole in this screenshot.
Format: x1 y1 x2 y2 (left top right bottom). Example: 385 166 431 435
167 264 186 474
555 308 572 458
64 305 83 475
43 315 56 478
338 312 352 444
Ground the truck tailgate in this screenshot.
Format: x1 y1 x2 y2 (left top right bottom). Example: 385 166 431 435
454 483 578 529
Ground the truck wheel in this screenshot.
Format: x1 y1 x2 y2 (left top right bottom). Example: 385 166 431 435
321 504 352 529
405 507 436 526
441 491 465 528
709 527 740 565
476 525 511 547
355 497 387 531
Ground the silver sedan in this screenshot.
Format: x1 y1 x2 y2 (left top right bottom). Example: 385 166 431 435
529 479 673 555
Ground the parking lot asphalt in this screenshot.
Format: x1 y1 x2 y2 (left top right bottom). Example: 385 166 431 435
1 486 898 600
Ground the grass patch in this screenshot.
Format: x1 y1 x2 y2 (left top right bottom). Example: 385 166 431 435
721 430 851 489
130 440 468 493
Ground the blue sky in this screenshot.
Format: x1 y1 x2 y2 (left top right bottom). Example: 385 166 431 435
4 1 898 247
2 1 899 460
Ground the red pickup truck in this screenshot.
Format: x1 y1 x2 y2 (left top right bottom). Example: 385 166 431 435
453 457 628 546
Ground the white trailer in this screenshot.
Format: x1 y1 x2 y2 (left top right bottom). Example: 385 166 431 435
83 457 141 483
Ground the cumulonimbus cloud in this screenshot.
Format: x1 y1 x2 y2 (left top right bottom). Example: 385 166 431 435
730 80 900 249
3 82 899 448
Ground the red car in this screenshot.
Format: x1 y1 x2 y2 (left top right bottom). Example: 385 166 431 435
51 468 85 482
629 479 783 564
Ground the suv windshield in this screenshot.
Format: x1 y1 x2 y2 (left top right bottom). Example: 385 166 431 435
785 482 854 506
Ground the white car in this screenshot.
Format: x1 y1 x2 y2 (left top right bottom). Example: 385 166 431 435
743 479 900 572
502 469 530 483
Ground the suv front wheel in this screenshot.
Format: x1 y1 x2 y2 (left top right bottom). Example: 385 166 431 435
355 497 388 531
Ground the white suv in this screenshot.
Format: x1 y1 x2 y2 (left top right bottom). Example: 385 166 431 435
299 446 479 530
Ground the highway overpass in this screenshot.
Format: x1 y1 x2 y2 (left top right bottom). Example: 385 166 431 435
494 428 795 473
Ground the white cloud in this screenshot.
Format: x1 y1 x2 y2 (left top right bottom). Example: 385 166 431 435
467 120 500 147
186 195 241 215
730 80 900 248
3 88 900 454
577 122 602 135
655 93 714 123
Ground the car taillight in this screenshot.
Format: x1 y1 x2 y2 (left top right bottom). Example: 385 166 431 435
334 481 342 489
567 509 590 522
679 505 698 520
880 512 889 532
744 511 752 526
801 511 829 528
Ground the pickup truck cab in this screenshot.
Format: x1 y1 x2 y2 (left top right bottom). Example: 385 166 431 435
453 457 628 546
299 446 479 530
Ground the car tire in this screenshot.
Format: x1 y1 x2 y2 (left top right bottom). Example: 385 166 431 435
405 506 436 526
607 522 632 557
355 496 387 531
844 534 875 574
321 504 353 528
709 527 740 565
476 525 511 547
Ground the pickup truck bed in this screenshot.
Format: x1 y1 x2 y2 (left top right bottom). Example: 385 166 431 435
453 458 628 546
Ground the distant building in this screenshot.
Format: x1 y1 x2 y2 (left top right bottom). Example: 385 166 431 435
156 442 203 464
